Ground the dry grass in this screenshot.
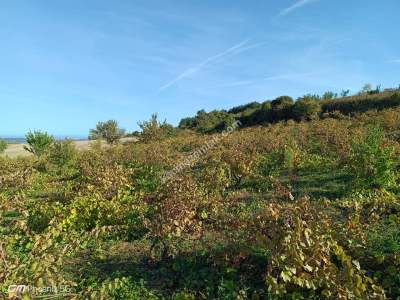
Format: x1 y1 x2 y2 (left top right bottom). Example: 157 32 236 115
2 144 31 158
1 137 137 158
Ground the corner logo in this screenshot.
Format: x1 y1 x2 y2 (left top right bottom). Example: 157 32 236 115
8 285 29 297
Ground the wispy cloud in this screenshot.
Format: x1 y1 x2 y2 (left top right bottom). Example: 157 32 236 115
387 59 400 63
278 0 319 17
158 39 266 91
223 72 317 87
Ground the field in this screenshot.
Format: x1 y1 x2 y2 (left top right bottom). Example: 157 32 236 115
1 138 137 158
1 108 400 299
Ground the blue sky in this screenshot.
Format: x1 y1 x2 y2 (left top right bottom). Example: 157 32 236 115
1 0 399 137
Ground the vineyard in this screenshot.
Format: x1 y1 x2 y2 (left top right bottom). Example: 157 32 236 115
1 107 400 299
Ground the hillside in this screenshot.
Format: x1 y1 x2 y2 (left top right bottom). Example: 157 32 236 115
1 106 400 299
178 88 400 133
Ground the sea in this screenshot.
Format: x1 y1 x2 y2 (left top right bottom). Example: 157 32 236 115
2 138 26 144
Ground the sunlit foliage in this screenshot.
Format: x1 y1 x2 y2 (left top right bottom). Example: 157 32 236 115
1 106 400 299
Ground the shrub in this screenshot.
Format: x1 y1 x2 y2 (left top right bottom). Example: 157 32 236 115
194 110 235 133
258 150 282 177
228 101 261 114
24 130 55 157
139 114 177 142
262 199 385 299
244 100 273 125
293 96 321 120
104 278 159 299
42 140 78 176
349 126 398 190
0 140 7 153
270 96 294 121
179 117 197 129
321 110 346 120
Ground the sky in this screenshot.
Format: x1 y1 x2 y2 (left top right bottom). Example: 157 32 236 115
1 0 399 137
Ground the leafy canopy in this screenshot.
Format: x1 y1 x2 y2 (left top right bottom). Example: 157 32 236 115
24 130 55 157
138 114 176 142
89 120 126 144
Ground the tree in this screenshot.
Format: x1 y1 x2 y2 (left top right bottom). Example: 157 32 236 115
0 140 7 154
138 114 176 142
193 110 234 133
340 89 350 97
24 131 55 157
368 84 382 95
270 96 294 121
292 96 321 120
361 83 373 94
247 100 273 125
228 101 261 114
271 96 294 109
179 117 197 129
89 120 125 144
126 130 141 137
322 91 337 100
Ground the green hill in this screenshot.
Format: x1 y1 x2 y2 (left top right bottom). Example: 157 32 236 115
178 88 400 133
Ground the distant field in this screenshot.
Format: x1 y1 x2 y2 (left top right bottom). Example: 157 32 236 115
2 144 31 158
1 137 137 158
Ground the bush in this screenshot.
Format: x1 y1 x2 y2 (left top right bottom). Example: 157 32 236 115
270 96 294 121
263 199 385 299
0 140 7 153
42 140 78 176
89 120 125 144
228 101 261 114
195 110 236 133
139 114 177 142
243 100 272 125
24 130 55 157
293 96 321 120
349 126 398 190
178 117 197 129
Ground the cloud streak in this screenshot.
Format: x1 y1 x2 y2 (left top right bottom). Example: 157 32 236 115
388 59 400 64
278 0 319 17
158 39 265 91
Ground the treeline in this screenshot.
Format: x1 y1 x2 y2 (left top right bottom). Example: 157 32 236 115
179 86 400 133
